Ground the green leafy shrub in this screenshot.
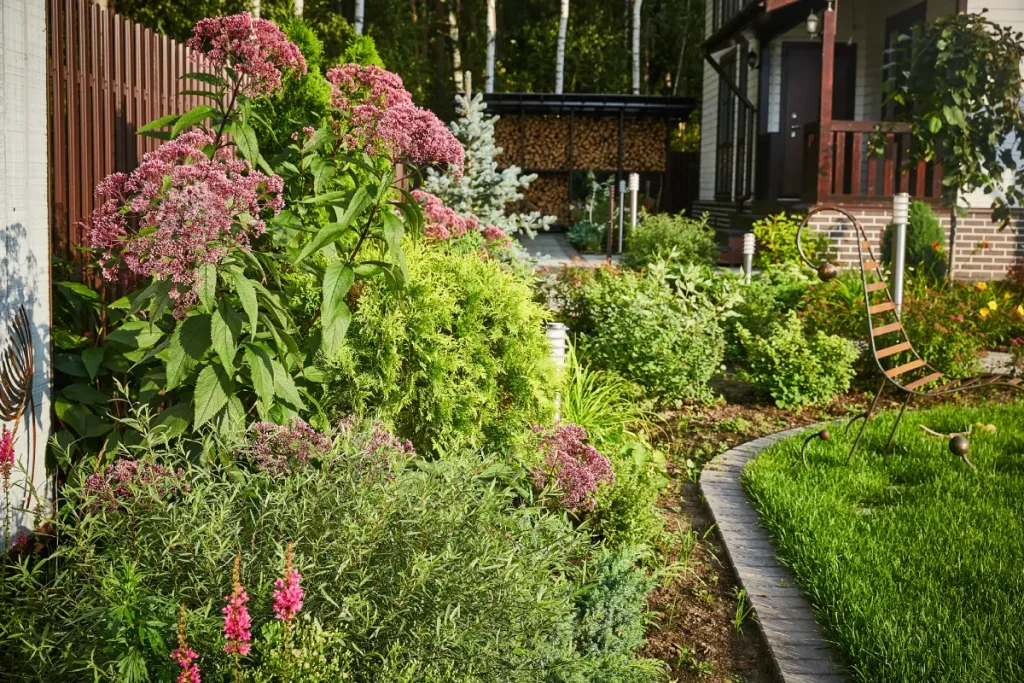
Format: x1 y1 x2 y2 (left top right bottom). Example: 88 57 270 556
751 212 831 268
591 441 666 549
319 241 555 455
1 420 659 681
881 200 948 281
739 311 858 408
568 219 608 253
623 212 716 270
558 267 725 404
729 263 814 353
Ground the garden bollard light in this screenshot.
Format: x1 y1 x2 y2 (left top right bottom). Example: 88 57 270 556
892 192 909 315
743 232 756 284
618 179 626 254
628 173 639 249
546 323 567 421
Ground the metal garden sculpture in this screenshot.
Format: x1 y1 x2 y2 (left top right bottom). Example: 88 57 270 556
796 206 1022 462
1 305 36 491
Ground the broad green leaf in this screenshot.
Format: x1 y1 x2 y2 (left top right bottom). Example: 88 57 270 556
233 122 260 163
151 403 192 440
59 383 111 406
137 113 181 133
198 263 217 312
228 271 259 333
171 105 217 138
321 263 354 357
82 347 105 380
181 72 228 88
179 314 213 360
272 360 304 409
194 364 231 427
244 345 275 413
381 211 408 281
106 321 165 349
211 301 239 374
221 396 247 439
54 354 90 378
179 89 224 101
56 281 101 301
129 278 173 316
296 187 370 263
165 326 197 390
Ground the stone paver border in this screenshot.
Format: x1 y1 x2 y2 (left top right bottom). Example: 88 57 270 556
700 426 849 683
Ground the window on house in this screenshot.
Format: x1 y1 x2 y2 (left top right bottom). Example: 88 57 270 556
883 2 927 120
715 49 737 200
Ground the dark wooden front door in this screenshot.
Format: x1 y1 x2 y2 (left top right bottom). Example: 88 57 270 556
780 42 857 198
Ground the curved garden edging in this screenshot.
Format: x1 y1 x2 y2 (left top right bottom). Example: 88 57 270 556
700 426 849 683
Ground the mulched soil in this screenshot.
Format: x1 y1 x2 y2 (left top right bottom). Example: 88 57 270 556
642 375 1023 682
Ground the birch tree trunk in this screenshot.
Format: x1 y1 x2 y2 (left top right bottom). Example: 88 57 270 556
672 0 691 95
632 0 642 94
555 0 570 94
486 0 497 93
449 1 464 94
355 0 365 34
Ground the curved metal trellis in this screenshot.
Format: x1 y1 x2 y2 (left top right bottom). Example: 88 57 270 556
796 206 1023 461
1 305 37 492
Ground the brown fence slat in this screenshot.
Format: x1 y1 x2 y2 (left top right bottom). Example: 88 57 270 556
47 0 217 261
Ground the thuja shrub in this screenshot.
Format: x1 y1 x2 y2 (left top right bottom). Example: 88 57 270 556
319 240 555 455
881 200 948 282
558 266 725 404
0 422 658 681
622 212 716 270
739 311 859 409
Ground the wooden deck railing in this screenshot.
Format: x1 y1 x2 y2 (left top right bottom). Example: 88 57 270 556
802 121 944 204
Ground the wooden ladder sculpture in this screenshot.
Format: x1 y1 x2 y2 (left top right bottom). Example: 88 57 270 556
796 206 1023 462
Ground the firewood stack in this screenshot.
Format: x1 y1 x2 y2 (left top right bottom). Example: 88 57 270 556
523 116 570 169
494 116 521 168
573 118 620 170
622 119 667 172
521 174 570 224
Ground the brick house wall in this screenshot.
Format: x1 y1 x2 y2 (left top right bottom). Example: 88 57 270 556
807 206 1024 282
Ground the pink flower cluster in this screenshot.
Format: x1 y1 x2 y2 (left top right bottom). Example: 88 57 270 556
83 459 188 512
223 557 252 657
412 190 478 241
246 418 333 476
531 424 614 513
273 544 303 622
0 424 14 486
87 131 283 316
172 646 201 683
482 226 511 245
336 415 415 478
188 13 306 97
326 65 463 169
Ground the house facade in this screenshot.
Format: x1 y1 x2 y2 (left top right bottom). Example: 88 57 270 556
698 0 1024 279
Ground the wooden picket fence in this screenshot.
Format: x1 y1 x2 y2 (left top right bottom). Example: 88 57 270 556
47 0 214 260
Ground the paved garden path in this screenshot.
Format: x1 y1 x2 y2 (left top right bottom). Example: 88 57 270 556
516 231 619 268
701 426 849 683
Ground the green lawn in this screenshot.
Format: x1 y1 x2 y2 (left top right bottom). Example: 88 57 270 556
743 401 1024 683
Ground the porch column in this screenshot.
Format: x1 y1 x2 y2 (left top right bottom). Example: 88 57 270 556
816 1 837 202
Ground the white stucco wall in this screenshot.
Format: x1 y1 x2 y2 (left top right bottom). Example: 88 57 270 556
1 0 51 544
699 3 718 202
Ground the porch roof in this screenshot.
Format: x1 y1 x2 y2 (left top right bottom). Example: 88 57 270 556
704 0 828 52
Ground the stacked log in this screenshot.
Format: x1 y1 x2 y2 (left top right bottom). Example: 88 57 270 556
523 116 570 169
573 118 619 170
520 174 569 224
622 118 667 172
494 116 521 168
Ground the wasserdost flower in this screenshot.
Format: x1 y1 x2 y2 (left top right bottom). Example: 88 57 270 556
412 190 478 241
273 543 304 622
87 131 283 316
188 13 306 97
83 459 188 512
245 418 332 476
530 423 614 513
326 64 463 169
